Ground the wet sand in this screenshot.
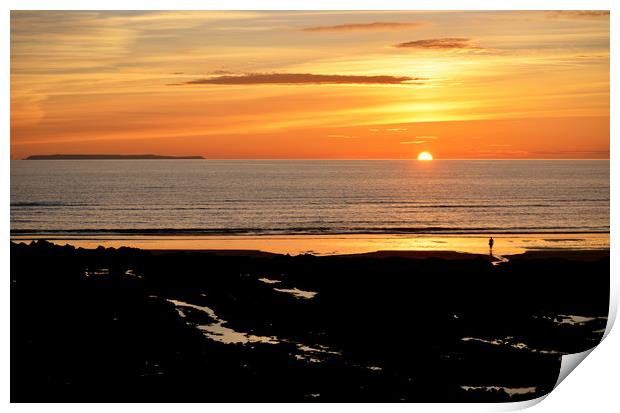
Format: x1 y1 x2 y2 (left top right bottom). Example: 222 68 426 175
10 232 610 256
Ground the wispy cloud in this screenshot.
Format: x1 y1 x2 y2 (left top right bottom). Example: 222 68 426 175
531 149 610 156
400 136 439 144
302 22 425 32
210 69 235 75
470 149 530 156
394 38 483 51
184 73 422 85
328 134 359 139
546 10 609 20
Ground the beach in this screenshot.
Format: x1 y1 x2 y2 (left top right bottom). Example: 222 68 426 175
11 233 609 255
10 159 610 402
9 9 611 405
9 232 610 256
11 240 609 402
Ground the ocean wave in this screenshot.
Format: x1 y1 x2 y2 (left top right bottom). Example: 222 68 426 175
10 201 69 207
10 202 607 211
10 225 610 236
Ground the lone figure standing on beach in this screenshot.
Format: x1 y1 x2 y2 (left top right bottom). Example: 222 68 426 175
489 237 494 256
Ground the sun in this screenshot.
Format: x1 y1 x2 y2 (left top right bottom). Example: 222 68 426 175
417 151 433 161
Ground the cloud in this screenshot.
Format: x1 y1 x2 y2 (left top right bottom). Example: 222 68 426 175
386 128 408 131
302 22 425 32
184 73 422 85
400 136 439 144
394 38 483 51
530 150 609 156
470 149 530 156
328 134 359 139
546 10 610 20
210 69 235 75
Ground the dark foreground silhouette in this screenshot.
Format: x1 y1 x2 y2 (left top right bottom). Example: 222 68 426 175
11 241 609 402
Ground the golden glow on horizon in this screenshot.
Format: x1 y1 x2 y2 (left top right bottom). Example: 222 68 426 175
10 11 610 159
417 151 433 161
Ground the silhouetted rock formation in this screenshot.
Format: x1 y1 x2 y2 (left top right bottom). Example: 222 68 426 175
11 241 609 402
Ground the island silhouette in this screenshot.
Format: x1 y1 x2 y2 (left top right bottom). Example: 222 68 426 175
24 154 205 160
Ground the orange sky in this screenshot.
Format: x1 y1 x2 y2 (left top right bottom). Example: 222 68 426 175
10 10 610 159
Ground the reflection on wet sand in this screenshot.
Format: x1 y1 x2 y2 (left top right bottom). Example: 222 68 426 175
273 287 317 299
461 337 564 355
553 314 606 326
84 268 109 277
12 232 610 256
259 277 318 299
166 298 279 345
165 297 341 363
461 385 537 397
258 277 281 284
462 312 607 356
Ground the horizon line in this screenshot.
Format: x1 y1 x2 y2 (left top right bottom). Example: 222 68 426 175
13 157 611 161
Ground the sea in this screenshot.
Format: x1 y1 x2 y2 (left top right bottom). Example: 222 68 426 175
10 160 610 253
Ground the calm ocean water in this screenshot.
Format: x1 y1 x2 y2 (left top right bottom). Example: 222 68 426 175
10 160 609 236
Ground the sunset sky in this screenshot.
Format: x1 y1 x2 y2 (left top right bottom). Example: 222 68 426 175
10 10 610 159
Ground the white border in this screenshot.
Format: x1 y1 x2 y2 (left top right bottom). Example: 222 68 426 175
2 0 617 11
3 1 617 411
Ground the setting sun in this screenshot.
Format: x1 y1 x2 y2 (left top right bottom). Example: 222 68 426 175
8 10 611 404
417 152 434 161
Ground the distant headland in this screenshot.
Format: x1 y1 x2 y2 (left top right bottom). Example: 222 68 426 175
24 154 205 160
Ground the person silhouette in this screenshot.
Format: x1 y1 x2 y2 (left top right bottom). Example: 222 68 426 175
488 237 494 256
